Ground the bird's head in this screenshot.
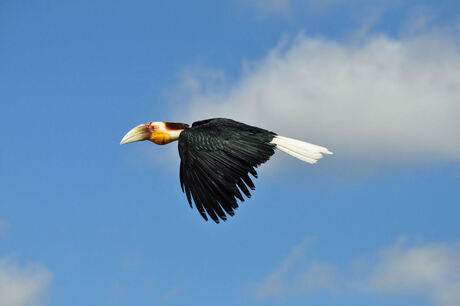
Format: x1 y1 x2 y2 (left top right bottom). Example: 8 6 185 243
120 122 189 146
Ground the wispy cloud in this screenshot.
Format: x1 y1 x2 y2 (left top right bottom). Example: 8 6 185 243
249 237 460 306
243 0 292 16
176 31 460 167
250 237 336 300
242 0 392 17
0 258 51 306
162 285 181 303
0 220 9 236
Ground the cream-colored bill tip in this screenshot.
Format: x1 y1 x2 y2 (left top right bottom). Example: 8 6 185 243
120 124 149 145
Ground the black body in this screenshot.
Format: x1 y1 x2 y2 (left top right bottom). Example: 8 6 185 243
178 118 276 223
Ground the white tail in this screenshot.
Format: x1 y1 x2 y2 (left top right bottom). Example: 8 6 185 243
270 135 333 164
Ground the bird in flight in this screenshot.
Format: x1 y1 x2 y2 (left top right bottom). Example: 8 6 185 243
120 118 332 223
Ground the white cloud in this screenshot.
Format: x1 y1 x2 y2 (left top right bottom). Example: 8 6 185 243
177 32 460 166
0 258 51 306
370 239 460 306
250 237 460 306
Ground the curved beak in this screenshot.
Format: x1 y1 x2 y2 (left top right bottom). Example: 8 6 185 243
120 124 151 145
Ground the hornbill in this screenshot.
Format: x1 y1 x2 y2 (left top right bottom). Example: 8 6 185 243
120 118 332 223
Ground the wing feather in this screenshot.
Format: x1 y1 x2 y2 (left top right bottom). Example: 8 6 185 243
178 118 276 223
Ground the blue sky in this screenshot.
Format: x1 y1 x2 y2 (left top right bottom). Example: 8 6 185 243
1 1 460 305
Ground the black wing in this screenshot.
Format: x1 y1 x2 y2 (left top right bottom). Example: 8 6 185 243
178 118 276 223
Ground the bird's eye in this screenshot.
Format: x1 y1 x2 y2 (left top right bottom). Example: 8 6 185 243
145 123 156 133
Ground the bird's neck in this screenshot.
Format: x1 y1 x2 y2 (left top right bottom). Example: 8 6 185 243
167 129 184 142
163 122 189 143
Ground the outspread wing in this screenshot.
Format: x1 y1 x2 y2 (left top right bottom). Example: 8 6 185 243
178 118 276 223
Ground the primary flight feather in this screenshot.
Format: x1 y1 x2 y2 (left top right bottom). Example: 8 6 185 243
120 118 332 223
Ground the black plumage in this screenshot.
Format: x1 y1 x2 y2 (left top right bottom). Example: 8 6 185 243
178 118 276 223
